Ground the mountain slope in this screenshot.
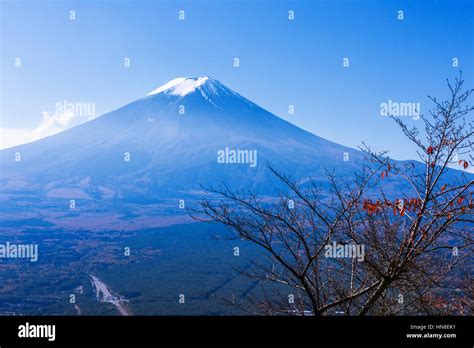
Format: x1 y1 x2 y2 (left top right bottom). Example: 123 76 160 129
0 76 366 199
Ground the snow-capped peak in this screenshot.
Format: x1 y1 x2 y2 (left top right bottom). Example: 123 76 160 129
147 76 211 97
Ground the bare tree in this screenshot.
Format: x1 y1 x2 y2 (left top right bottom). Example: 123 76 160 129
191 74 473 315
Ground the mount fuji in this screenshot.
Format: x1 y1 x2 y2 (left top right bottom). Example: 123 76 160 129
0 76 371 204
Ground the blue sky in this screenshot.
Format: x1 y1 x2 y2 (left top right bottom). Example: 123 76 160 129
1 0 473 160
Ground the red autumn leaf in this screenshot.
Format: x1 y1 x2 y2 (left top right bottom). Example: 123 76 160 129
441 184 446 192
458 159 469 169
427 146 434 154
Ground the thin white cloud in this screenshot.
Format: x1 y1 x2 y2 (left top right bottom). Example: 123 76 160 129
32 110 77 138
0 128 38 149
1 104 97 150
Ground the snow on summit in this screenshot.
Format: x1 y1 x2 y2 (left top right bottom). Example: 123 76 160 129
147 77 186 96
147 76 210 97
